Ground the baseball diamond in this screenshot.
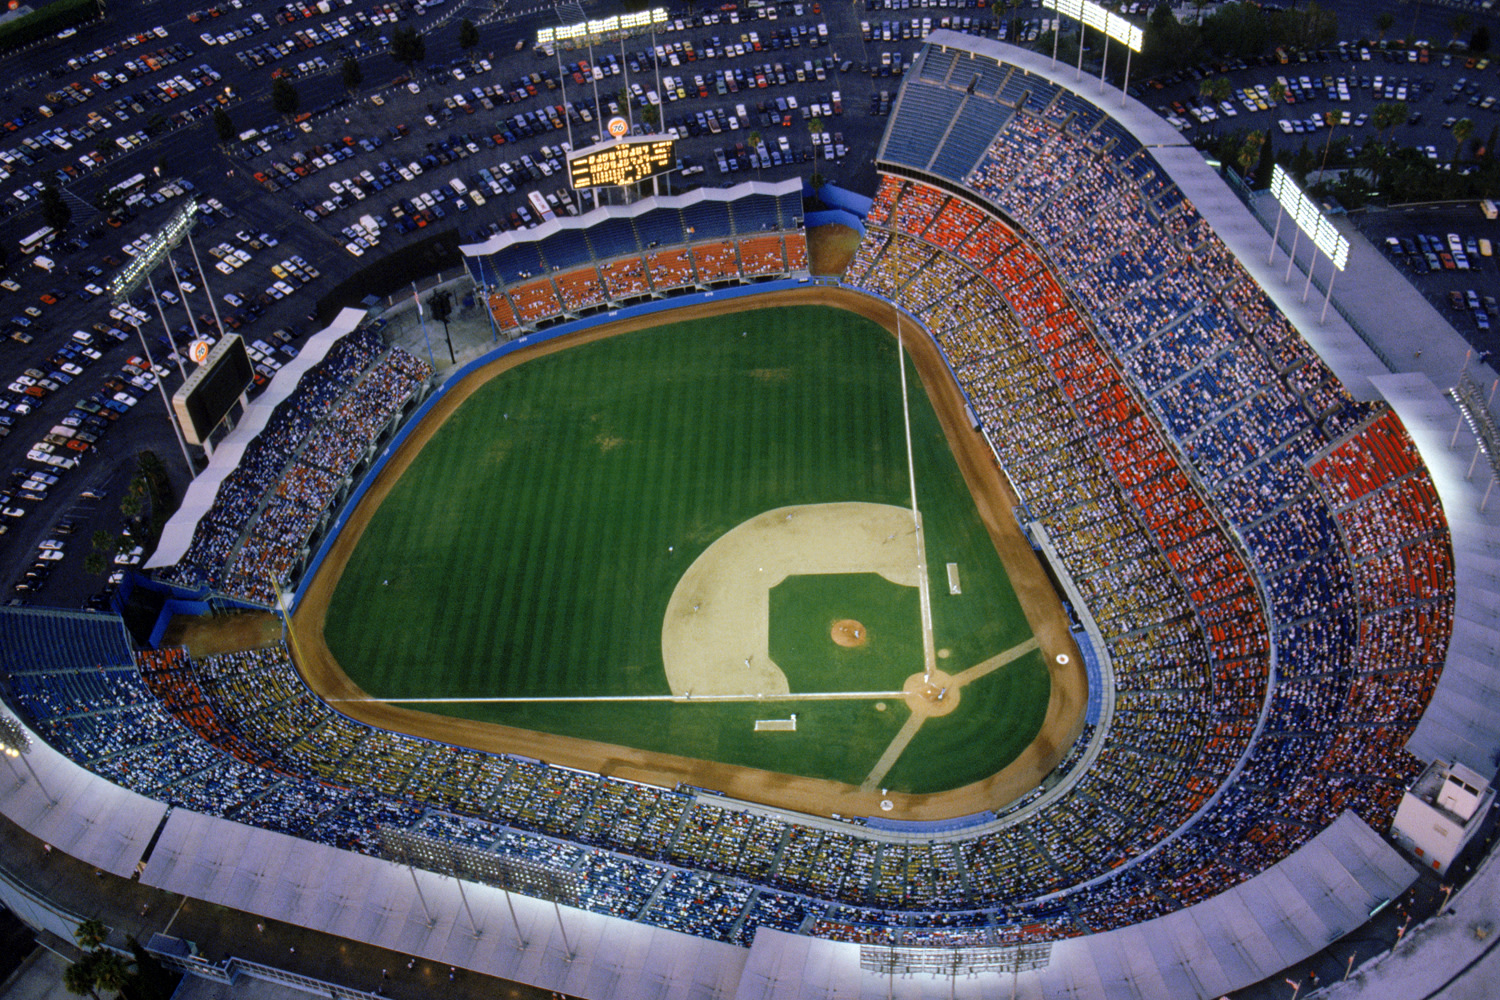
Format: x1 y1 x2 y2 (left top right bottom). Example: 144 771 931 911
296 290 1086 818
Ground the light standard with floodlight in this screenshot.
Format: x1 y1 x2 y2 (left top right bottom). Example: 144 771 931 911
0 713 53 804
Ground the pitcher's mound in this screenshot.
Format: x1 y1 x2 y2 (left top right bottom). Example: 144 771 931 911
831 619 867 647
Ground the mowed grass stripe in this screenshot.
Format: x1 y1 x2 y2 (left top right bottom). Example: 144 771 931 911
324 306 1047 790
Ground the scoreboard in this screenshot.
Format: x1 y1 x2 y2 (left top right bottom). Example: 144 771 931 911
173 334 253 446
568 138 676 189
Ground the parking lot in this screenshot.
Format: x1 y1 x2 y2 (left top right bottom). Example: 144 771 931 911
1353 201 1500 360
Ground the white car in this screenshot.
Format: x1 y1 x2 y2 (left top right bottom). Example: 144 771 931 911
344 242 364 257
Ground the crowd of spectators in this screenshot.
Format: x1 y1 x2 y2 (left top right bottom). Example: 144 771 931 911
159 334 431 604
839 123 1453 939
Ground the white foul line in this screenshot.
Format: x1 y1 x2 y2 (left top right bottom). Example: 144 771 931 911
895 306 937 680
330 691 910 705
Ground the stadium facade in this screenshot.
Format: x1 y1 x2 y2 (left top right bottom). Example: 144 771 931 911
3 32 1499 1000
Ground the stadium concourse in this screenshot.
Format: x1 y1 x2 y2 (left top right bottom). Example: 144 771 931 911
3 31 1500 1000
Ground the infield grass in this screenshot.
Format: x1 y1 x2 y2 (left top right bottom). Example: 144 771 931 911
323 305 1044 792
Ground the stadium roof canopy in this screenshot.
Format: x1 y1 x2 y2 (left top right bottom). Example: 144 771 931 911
458 177 804 261
147 307 369 572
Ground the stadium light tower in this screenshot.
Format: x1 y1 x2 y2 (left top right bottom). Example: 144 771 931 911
106 200 207 474
0 713 53 805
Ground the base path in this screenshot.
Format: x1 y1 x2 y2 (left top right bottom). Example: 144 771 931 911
292 286 1089 822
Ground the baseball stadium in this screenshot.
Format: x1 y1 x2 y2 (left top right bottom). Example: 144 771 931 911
3 29 1500 1000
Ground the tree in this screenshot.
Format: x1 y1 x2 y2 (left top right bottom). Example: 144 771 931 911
341 56 363 92
212 107 235 143
457 18 479 60
39 185 70 231
390 26 425 69
1236 129 1265 178
426 287 455 364
1371 100 1409 146
748 129 763 178
75 920 108 951
63 958 103 1000
1472 24 1492 55
271 76 300 116
84 552 107 576
1277 2 1338 52
640 102 660 131
91 953 130 997
1375 12 1394 43
1453 117 1475 165
1255 129 1276 188
1450 12 1472 45
1268 82 1286 107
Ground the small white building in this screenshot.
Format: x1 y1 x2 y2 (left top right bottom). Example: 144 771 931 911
1390 760 1495 876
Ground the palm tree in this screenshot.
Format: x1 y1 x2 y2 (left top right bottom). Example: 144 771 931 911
1371 100 1409 148
63 959 102 1000
74 920 108 951
748 130 763 177
1375 12 1394 44
1452 117 1475 165
91 953 130 997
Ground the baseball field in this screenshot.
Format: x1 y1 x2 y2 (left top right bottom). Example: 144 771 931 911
299 289 1085 818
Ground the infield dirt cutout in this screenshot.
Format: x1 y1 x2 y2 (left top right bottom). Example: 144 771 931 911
661 502 919 698
293 286 1088 821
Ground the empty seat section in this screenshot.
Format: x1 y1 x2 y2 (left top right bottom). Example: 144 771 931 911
682 200 733 240
918 47 958 83
540 228 594 271
634 209 686 247
729 194 781 233
882 83 963 169
492 241 545 283
585 217 642 260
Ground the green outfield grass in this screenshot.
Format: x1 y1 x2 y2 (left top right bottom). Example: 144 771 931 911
323 305 1045 792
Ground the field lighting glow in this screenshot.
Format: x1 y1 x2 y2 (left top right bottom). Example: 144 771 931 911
1043 0 1143 52
1272 165 1349 270
536 8 667 46
108 200 199 302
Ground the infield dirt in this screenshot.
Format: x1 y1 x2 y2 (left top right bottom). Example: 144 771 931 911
293 286 1087 821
